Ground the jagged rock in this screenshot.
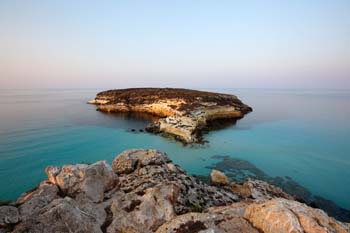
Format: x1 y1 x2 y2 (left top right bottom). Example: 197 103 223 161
0 205 19 227
46 160 118 203
16 181 59 219
45 165 60 184
231 178 294 200
107 183 179 233
90 88 252 143
13 197 105 233
244 198 350 233
156 201 260 233
112 149 171 175
6 149 350 233
210 169 230 186
116 149 240 214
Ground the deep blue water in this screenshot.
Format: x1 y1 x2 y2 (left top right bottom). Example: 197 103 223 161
0 89 349 212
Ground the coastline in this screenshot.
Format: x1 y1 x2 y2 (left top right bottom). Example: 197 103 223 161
1 149 349 232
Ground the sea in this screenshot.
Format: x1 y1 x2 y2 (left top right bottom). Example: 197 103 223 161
0 88 349 219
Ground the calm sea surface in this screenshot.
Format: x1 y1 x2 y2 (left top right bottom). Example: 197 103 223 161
0 89 349 211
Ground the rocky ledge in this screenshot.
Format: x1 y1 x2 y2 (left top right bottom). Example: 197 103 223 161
88 88 252 143
1 149 349 233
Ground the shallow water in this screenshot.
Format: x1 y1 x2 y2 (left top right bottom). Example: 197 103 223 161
0 88 349 213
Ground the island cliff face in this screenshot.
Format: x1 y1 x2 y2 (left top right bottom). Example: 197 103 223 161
1 149 349 233
88 88 252 143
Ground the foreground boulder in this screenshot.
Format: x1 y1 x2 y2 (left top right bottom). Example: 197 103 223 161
3 149 349 233
107 183 179 233
89 88 252 143
13 197 105 233
16 182 59 219
244 198 350 233
46 160 118 203
113 149 240 214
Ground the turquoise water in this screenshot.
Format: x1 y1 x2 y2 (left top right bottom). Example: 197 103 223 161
0 89 349 212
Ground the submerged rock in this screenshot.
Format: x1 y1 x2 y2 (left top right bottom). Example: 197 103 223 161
5 149 349 233
89 88 252 143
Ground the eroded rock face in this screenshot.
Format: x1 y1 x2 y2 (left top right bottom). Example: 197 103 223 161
16 181 59 219
0 205 19 227
107 183 179 233
13 197 105 233
244 198 350 233
89 88 252 143
114 149 240 214
46 160 118 203
156 201 260 233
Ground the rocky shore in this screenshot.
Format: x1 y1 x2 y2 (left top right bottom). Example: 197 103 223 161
88 88 252 143
1 149 349 233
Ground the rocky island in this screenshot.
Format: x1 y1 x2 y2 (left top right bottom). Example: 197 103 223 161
88 88 252 143
1 149 349 232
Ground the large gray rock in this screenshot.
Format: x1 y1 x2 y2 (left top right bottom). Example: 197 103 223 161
107 182 179 233
46 160 118 203
13 197 105 233
244 198 350 233
0 205 19 227
16 181 59 220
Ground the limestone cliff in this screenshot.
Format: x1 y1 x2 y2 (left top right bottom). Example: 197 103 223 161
1 149 349 233
89 88 252 143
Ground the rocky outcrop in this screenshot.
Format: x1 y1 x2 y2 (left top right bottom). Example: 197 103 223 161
244 198 350 233
46 160 118 203
1 149 349 233
157 198 350 233
113 149 240 214
156 201 260 233
89 88 252 143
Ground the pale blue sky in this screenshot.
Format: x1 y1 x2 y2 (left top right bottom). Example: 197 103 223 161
0 0 349 89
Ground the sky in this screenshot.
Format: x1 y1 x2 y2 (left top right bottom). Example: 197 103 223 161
0 0 349 89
